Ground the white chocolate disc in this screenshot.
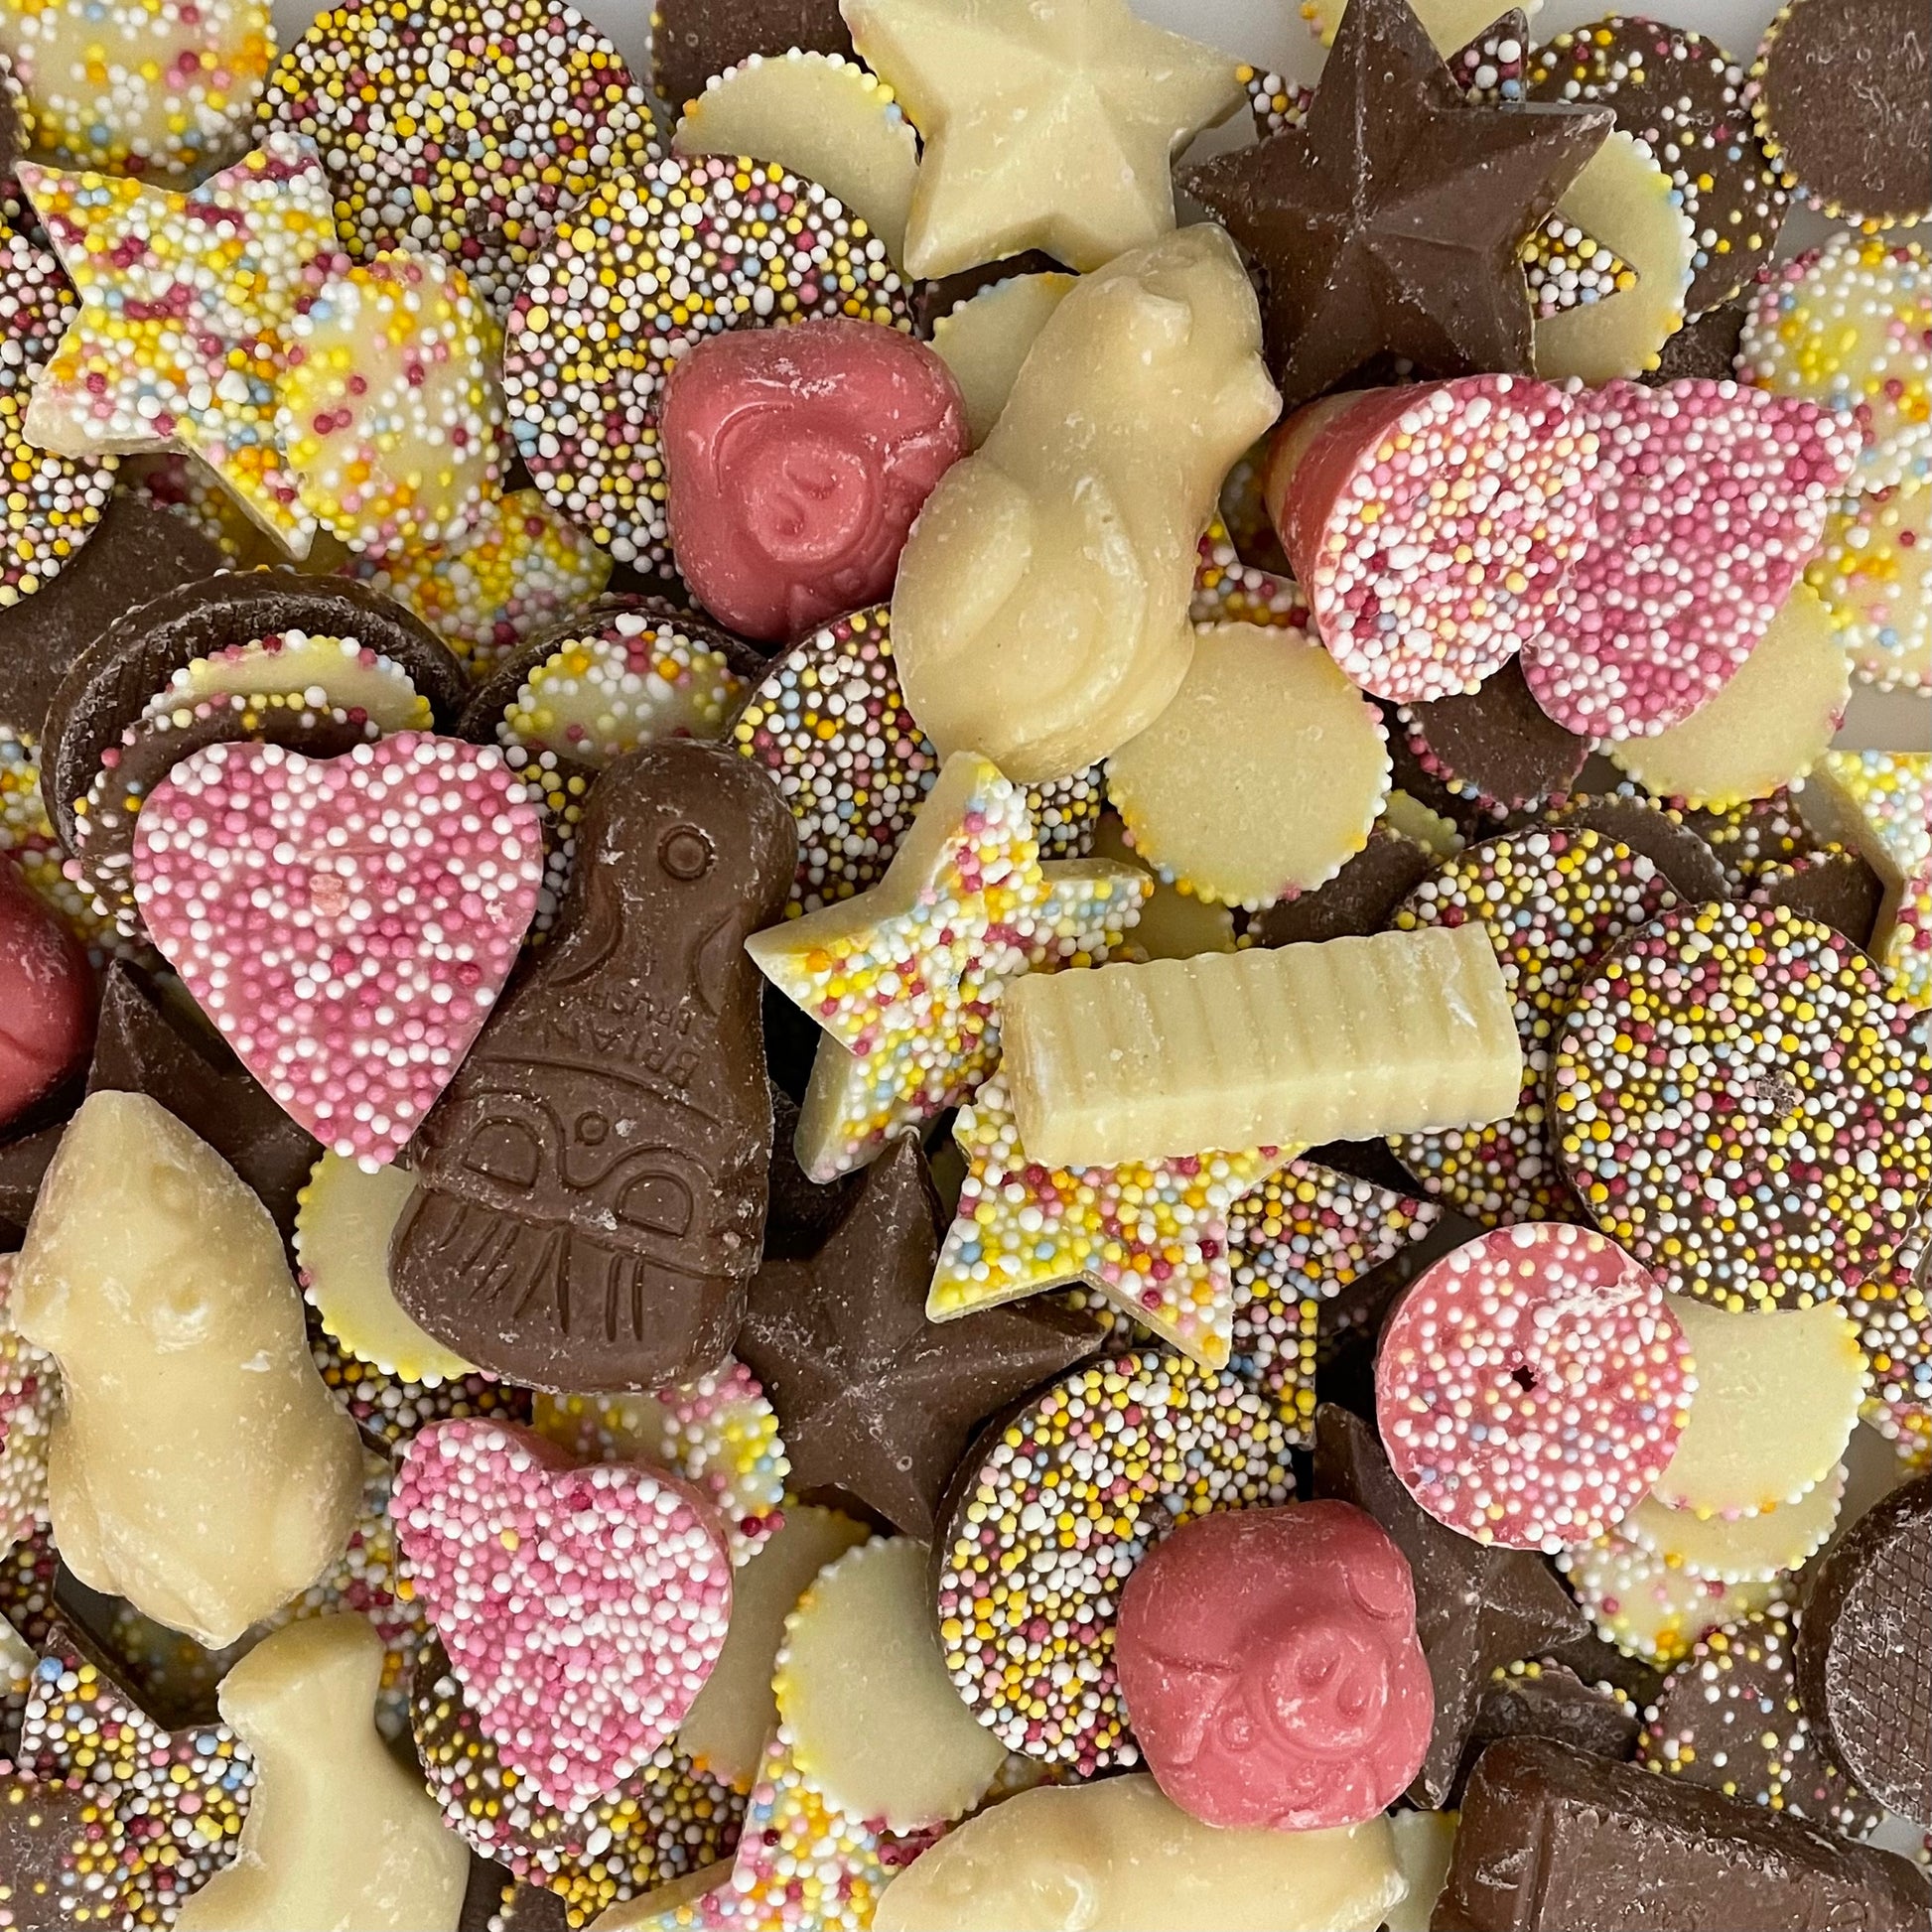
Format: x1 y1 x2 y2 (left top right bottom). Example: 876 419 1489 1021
774 1537 1007 1832
1535 131 1695 384
1105 621 1391 908
1091 814 1237 961
676 1508 872 1788
1385 1809 1458 1932
1607 584 1849 810
1651 1296 1866 1519
673 52 920 263
295 1153 477 1385
1617 1461 1848 1583
1557 1534 1779 1663
930 273 1076 446
146 630 433 735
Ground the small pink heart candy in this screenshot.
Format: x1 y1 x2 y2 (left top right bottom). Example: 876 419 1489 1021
131 732 543 1169
1522 380 1859 738
393 1418 734 1814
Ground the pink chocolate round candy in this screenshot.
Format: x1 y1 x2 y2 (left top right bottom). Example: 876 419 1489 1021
1115 1501 1433 1830
1375 1223 1695 1552
661 317 968 642
0 858 93 1131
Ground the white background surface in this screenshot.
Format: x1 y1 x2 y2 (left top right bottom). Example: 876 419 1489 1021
265 0 1928 752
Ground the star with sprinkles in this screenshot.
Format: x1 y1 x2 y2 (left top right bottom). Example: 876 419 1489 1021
746 751 1147 1181
1182 0 1611 409
20 134 337 554
928 1074 1292 1370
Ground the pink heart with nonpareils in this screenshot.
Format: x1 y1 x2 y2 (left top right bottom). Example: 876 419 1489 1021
131 732 543 1169
1521 380 1859 739
393 1418 734 1815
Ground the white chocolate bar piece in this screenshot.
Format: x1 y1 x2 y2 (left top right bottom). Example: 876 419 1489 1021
1002 924 1522 1169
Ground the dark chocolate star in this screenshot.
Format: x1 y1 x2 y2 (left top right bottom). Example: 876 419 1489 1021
738 1133 1105 1539
1182 0 1612 410
1313 1403 1587 1807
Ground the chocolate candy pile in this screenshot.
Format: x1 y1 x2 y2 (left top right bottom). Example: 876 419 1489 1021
0 0 1925 1926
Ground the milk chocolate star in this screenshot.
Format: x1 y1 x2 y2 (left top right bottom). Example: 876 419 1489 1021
1184 0 1611 410
737 1132 1104 1538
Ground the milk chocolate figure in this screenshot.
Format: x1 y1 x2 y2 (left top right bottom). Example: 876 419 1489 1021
392 742 796 1392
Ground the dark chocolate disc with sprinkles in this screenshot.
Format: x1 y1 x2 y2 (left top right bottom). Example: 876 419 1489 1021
1526 17 1786 311
1398 660 1592 815
412 1638 743 1922
1748 848 1885 953
258 0 662 316
1387 828 1679 1226
1554 901 1932 1311
0 1773 107 1924
933 1348 1296 1777
0 236 115 610
1846 1218 1931 1421
1797 1471 1932 1827
501 156 911 574
1643 301 1747 385
1639 1608 1883 1835
1547 792 1731 902
1681 788 1814 892
1751 0 1932 228
1248 827 1438 946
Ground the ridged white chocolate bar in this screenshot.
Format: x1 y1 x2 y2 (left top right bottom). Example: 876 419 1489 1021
1002 924 1522 1169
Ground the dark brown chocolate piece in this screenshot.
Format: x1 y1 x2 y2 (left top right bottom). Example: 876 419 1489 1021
649 0 853 114
1547 794 1731 901
1753 0 1931 227
0 497 224 742
1542 1625 1667 1711
392 741 795 1393
1248 829 1437 948
86 960 320 1242
1314 1404 1587 1807
738 1133 1104 1538
40 569 466 856
762 1087 861 1262
0 1118 63 1247
1436 1735 1932 1931
1182 0 1611 410
1683 789 1815 891
1449 1660 1638 1806
1643 301 1747 386
1398 662 1591 814
1750 849 1886 952
1797 1470 1932 1827
0 1773 99 1923
459 1860 569 1932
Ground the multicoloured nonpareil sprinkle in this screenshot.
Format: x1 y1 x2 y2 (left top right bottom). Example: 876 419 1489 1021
343 488 612 676
1554 901 1932 1311
20 135 336 554
258 0 660 317
0 0 273 180
934 1349 1296 1776
309 1322 530 1454
281 248 504 553
0 233 114 606
502 155 910 572
748 753 1146 1180
1190 517 1311 630
393 1418 735 1816
1807 482 1930 693
930 1075 1289 1371
1375 1223 1694 1551
1886 864 1932 1011
0 1257 55 1559
1225 1158 1442 1305
1819 749 1932 881
1389 829 1680 1226
1740 235 1932 496
1847 1219 1932 1421
1557 1533 1778 1665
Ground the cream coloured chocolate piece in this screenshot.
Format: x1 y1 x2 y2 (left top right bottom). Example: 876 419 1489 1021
1382 791 1462 860
294 1153 478 1384
672 53 920 261
1558 1534 1778 1663
159 631 431 731
892 224 1279 782
1607 585 1848 810
1092 816 1236 961
1001 923 1522 1170
10 1090 363 1647
774 1536 1006 1831
677 1507 873 1786
1651 1298 1866 1520
844 0 1241 278
174 1614 470 1931
1384 1809 1457 1932
1534 131 1695 383
873 1774 1405 1932
1619 1462 1849 1584
1106 621 1391 908
930 272 1076 446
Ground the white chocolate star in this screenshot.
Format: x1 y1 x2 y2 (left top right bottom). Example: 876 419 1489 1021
844 0 1242 277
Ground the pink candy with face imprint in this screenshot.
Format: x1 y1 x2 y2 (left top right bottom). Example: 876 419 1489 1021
661 318 968 642
1116 1502 1433 1830
0 858 93 1134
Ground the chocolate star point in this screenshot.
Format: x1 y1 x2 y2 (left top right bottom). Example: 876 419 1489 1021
1183 0 1611 409
737 1133 1105 1539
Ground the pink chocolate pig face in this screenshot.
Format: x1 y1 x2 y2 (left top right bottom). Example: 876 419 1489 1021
1116 1502 1433 1832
